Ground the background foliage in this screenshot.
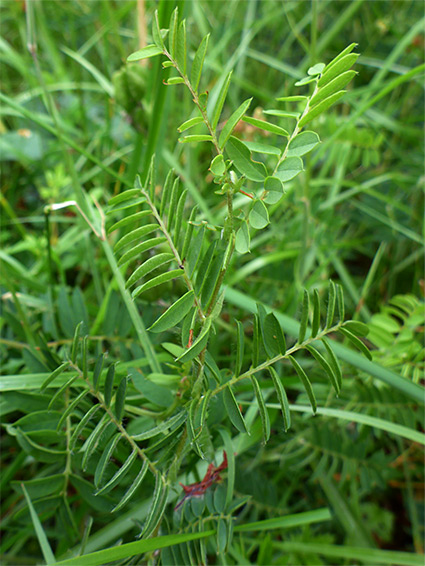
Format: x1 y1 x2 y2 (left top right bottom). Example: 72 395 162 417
1 1 424 565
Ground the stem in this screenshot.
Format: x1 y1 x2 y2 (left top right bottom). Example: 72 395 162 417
211 322 344 396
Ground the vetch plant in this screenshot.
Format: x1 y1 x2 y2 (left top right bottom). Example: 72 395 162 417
9 7 423 566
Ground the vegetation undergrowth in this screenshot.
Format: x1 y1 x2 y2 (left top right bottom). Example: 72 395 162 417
1 1 424 565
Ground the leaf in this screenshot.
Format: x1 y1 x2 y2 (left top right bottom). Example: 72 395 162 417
210 154 226 176
167 178 180 230
108 189 143 208
168 8 178 57
276 156 303 182
263 176 284 204
307 63 325 76
219 98 252 149
152 10 164 49
226 136 267 182
249 200 269 230
82 414 110 471
276 95 307 102
125 253 174 289
311 289 321 338
250 376 270 444
178 116 204 133
112 460 150 513
48 375 79 410
71 321 83 364
131 411 186 441
56 390 89 431
298 289 310 342
252 314 260 367
305 345 340 395
339 327 373 360
223 386 249 434
114 377 127 422
318 53 359 88
235 221 250 254
263 312 286 356
294 76 317 87
94 434 121 489
179 134 213 143
298 91 346 127
21 484 56 565
132 269 184 298
160 170 174 217
176 20 187 74
165 77 185 85
40 362 70 391
321 337 343 392
104 364 116 408
181 206 198 260
95 449 138 495
176 320 211 363
191 34 209 91
114 224 158 253
288 356 317 413
343 320 369 336
149 290 195 333
243 141 281 156
187 225 205 276
211 70 233 130
70 404 100 451
217 519 227 553
242 116 289 136
324 43 358 71
325 281 336 329
92 354 104 392
287 131 320 157
141 474 169 537
127 44 163 62
118 237 167 267
263 109 300 119
336 284 345 322
268 367 291 432
235 320 245 376
310 70 357 108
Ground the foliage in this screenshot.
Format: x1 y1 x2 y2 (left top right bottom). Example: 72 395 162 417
1 1 423 565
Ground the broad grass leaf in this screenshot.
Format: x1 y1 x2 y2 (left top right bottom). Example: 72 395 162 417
226 136 267 182
287 131 320 157
149 290 195 333
249 200 269 230
268 367 291 431
219 98 252 149
289 356 317 413
276 156 303 182
223 386 249 434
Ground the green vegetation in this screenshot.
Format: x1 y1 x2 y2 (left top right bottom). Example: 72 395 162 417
1 1 423 565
